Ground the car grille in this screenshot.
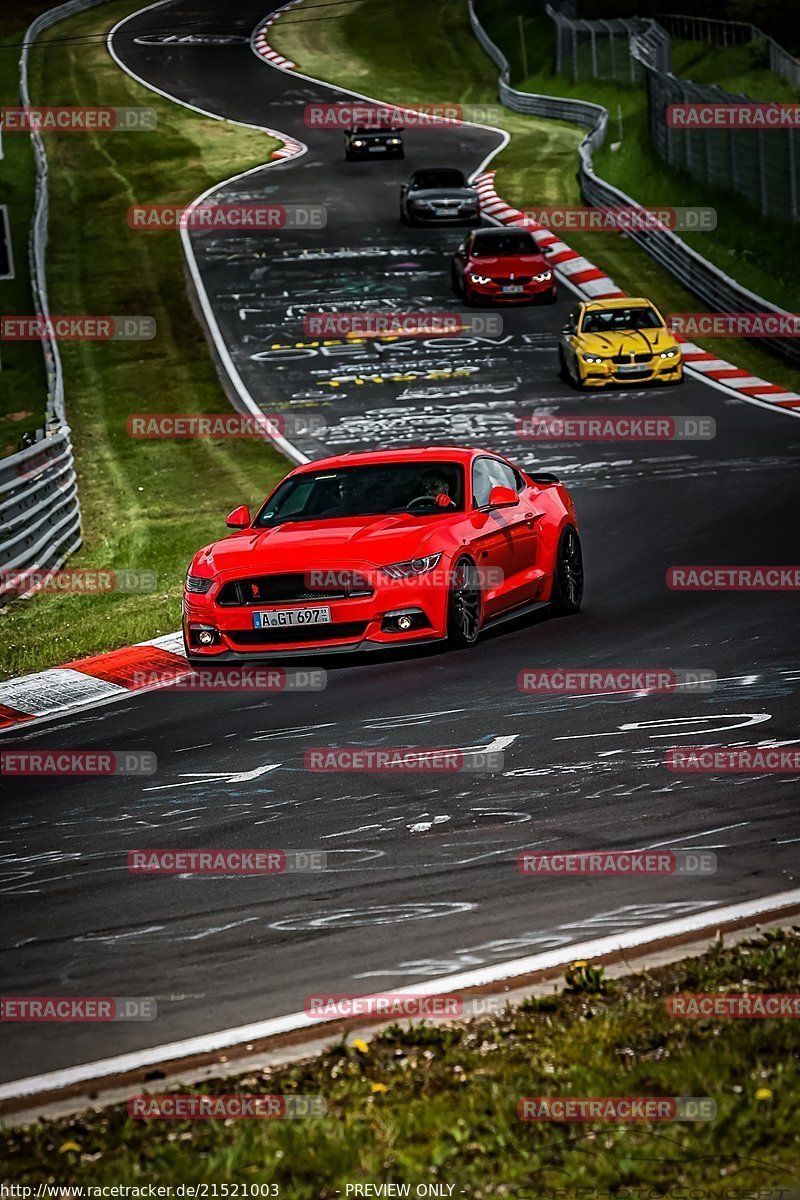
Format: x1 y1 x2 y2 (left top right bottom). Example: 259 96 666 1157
611 353 652 364
217 572 374 607
493 276 533 285
228 623 369 646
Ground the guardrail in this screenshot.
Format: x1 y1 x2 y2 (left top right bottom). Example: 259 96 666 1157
2 0 110 590
468 0 800 366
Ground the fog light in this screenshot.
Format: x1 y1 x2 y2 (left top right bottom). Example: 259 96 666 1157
197 630 215 646
381 609 430 634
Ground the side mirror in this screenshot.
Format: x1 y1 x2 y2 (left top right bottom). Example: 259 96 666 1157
488 485 519 509
226 504 251 529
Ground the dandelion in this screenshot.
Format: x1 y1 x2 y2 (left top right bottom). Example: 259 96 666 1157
352 1038 370 1054
370 1082 388 1093
58 1141 81 1154
755 1088 773 1102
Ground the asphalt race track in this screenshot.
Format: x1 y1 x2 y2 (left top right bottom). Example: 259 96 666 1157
2 0 800 1086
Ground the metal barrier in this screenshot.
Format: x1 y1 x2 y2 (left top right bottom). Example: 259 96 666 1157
468 0 800 366
1 0 110 590
546 5 670 82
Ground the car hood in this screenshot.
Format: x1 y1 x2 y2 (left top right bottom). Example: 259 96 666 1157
193 515 449 576
575 326 679 355
410 187 478 201
467 253 549 275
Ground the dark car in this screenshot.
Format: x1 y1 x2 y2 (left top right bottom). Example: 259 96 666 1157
451 226 557 305
400 167 481 226
344 125 404 161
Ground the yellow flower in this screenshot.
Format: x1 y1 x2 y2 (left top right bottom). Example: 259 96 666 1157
572 960 589 969
755 1088 773 1101
352 1038 370 1054
59 1141 81 1154
370 1082 389 1093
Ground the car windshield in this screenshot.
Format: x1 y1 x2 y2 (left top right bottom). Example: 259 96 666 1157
471 232 539 257
581 306 663 333
254 462 465 526
412 169 466 189
351 125 398 134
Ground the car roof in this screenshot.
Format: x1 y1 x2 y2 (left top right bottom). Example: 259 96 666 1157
290 447 497 473
582 296 654 310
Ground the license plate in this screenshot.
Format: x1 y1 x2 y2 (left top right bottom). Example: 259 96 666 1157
502 285 524 294
368 145 386 152
617 364 648 374
434 209 453 217
253 606 332 629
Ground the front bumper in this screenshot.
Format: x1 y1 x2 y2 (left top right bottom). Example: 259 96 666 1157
466 279 557 304
183 575 451 659
579 358 683 388
407 207 480 225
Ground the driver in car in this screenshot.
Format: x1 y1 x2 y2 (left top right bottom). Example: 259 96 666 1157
420 472 455 509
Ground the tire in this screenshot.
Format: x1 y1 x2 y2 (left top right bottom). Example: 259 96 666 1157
450 264 461 294
463 285 477 307
550 526 583 615
447 557 482 648
558 345 569 381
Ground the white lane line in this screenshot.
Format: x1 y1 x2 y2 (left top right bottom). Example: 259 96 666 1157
643 822 751 849
2 887 799 1102
107 1 310 467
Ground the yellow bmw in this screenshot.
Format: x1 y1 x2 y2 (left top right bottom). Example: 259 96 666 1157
558 297 683 389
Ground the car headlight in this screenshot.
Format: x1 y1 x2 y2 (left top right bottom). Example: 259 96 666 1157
352 139 365 147
381 553 442 580
534 271 552 282
186 573 214 594
659 347 679 359
388 138 402 145
469 273 492 285
582 353 605 364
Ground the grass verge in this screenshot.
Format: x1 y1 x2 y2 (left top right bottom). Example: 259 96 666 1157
0 0 287 680
2 929 799 1190
272 0 800 394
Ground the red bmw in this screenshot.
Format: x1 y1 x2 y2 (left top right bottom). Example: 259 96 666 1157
182 447 582 662
451 227 557 305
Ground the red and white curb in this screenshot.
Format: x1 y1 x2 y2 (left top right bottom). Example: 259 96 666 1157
0 633 191 732
476 171 800 412
250 0 302 73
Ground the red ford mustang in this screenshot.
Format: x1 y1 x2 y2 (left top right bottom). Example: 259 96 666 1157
182 447 582 662
451 227 556 305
